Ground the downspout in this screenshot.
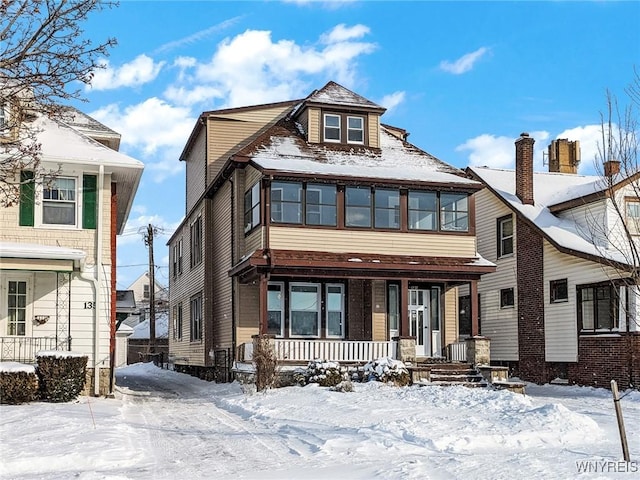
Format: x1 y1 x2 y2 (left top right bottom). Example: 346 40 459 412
230 175 236 367
91 165 105 396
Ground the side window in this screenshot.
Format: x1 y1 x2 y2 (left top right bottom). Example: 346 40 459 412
497 215 514 258
271 181 302 224
408 191 438 231
550 279 568 303
440 193 468 232
626 200 640 234
267 282 284 337
190 216 202 268
190 294 202 341
306 184 337 226
374 188 400 229
500 288 515 309
244 182 260 233
42 177 77 226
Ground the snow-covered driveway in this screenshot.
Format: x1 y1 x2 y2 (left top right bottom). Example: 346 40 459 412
1 362 638 479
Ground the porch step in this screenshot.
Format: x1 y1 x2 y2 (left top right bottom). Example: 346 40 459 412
416 380 488 388
429 373 484 383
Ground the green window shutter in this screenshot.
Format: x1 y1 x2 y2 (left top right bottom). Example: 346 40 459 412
82 174 97 230
19 170 35 226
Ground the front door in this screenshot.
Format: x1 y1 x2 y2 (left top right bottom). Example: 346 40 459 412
409 289 430 356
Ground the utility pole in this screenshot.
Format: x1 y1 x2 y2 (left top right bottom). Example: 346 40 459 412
144 224 157 355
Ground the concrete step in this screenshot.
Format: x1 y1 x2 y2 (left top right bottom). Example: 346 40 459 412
430 374 484 383
416 380 488 388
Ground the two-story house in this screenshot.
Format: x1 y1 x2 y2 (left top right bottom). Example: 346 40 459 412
468 133 639 389
168 81 495 380
0 106 143 395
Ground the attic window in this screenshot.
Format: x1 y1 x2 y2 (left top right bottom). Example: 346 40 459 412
324 114 340 142
347 116 364 144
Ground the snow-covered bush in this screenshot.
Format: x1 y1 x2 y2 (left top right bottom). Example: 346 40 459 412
294 360 348 387
364 357 411 386
329 380 355 393
0 363 39 404
36 351 87 402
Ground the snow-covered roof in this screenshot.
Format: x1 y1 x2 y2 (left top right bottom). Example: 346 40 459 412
248 124 478 187
33 114 144 234
469 166 630 266
304 81 384 111
129 312 169 340
0 241 86 262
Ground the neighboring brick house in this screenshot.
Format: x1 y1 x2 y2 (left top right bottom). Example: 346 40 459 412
0 106 143 395
468 134 640 389
167 81 495 379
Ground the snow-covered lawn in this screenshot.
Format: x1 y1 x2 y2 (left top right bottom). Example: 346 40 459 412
1 362 638 479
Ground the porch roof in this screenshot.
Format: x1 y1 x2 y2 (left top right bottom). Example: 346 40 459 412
229 249 495 283
0 242 85 271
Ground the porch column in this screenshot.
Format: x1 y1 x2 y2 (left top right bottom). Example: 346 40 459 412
259 275 268 335
400 278 409 337
471 279 479 336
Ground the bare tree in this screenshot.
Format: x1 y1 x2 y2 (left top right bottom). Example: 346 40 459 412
588 70 640 330
0 0 117 206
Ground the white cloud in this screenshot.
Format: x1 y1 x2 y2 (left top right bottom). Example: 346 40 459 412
378 91 405 113
90 98 194 156
176 26 376 108
118 212 182 247
89 55 165 91
456 130 550 170
439 47 489 75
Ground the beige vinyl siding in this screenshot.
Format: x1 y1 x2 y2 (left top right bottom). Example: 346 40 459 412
168 203 206 366
297 108 310 140
368 113 380 148
307 108 321 143
443 287 458 347
185 129 207 213
211 181 233 350
1 167 113 266
474 189 519 361
371 280 386 341
207 105 292 182
269 227 477 257
236 283 259 345
542 240 621 362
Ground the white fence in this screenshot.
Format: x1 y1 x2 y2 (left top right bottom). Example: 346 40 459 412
273 339 397 362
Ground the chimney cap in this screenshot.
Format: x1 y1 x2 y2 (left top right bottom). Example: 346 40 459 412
520 132 529 138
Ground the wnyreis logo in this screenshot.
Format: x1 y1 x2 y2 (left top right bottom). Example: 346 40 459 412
576 460 638 474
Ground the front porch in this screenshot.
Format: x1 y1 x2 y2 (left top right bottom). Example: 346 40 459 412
0 336 60 364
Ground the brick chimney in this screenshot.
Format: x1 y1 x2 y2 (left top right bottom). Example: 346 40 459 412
603 160 621 177
515 132 535 205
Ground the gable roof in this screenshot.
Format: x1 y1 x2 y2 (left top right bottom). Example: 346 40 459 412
468 166 633 268
235 117 479 188
302 81 385 112
34 114 143 234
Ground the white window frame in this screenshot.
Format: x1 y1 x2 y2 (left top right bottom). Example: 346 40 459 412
289 282 321 338
267 281 285 337
36 175 81 229
323 113 341 143
325 283 345 338
626 199 640 234
0 103 8 132
3 275 32 337
346 116 364 144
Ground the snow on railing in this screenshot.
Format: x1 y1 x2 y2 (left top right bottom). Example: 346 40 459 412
273 339 397 362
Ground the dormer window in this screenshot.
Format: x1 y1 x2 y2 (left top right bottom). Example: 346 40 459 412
324 114 341 142
347 116 364 144
322 112 366 145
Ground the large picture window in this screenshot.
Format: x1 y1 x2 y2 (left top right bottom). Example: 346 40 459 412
43 177 76 226
268 282 284 336
345 186 372 227
244 182 260 233
408 191 438 231
289 283 320 337
440 193 468 232
579 284 617 331
306 184 337 226
374 189 400 229
271 182 302 224
498 215 514 257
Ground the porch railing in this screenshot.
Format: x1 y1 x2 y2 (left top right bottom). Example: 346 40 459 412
0 337 59 364
274 339 397 363
447 341 467 362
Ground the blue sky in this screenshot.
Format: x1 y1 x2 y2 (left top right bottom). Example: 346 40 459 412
71 0 640 289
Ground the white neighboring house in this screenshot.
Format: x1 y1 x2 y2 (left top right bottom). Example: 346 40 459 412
127 272 168 313
0 107 143 395
468 134 639 389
